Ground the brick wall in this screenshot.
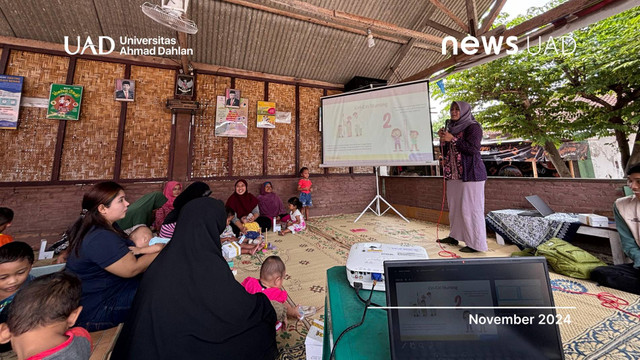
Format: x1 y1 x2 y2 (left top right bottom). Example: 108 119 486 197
383 176 627 218
1 175 375 248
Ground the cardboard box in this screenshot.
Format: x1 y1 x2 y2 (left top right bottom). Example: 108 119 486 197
305 319 324 360
578 214 609 227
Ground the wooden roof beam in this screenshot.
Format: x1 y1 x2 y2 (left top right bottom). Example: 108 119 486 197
177 31 190 74
503 0 600 38
384 7 438 80
429 0 470 32
479 0 507 35
243 0 444 45
424 20 467 39
403 0 609 82
221 0 443 46
466 0 479 36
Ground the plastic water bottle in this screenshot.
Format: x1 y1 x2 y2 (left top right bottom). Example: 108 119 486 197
297 305 317 319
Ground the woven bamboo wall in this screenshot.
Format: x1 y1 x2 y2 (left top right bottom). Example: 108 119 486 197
232 78 264 176
298 86 323 174
59 59 125 180
0 51 68 182
267 83 296 175
119 66 174 179
192 74 232 178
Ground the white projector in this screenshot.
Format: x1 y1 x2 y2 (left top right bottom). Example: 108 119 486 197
345 242 428 291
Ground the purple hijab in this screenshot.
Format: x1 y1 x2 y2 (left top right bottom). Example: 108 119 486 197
448 101 479 135
257 182 286 219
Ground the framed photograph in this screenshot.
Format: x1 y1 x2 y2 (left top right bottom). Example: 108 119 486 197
225 88 241 108
176 74 194 97
115 79 135 102
215 96 249 138
46 84 83 120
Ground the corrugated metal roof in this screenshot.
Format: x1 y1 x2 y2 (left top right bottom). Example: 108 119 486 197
0 0 498 85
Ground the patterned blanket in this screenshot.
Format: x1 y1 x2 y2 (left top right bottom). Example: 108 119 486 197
486 209 582 249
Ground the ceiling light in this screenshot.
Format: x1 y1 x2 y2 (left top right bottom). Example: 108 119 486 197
366 29 375 48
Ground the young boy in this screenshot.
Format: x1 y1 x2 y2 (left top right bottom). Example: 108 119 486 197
127 225 165 256
0 242 35 323
240 215 263 244
241 256 314 329
297 167 312 220
0 208 14 246
221 207 262 258
0 272 92 360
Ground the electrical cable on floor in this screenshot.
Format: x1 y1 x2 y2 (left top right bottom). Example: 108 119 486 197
329 280 377 359
552 284 640 319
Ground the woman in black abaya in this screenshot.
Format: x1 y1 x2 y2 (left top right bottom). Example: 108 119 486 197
112 197 277 360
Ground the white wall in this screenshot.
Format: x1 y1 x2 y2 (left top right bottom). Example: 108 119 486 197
588 134 636 179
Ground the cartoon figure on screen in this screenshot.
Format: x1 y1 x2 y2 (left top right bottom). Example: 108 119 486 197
391 128 402 151
410 130 419 151
346 116 353 137
477 313 486 333
463 311 473 333
353 112 362 137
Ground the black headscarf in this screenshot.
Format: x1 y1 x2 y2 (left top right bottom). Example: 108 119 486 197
162 181 211 225
112 197 277 359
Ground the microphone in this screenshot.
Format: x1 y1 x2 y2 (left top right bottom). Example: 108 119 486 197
444 119 451 133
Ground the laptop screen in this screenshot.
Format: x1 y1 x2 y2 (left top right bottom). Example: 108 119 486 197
384 257 564 360
526 195 554 217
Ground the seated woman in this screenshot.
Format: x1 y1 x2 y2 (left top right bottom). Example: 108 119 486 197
65 182 162 331
226 179 262 236
115 190 167 233
159 181 211 239
591 163 640 295
256 181 289 231
153 181 182 231
112 197 277 359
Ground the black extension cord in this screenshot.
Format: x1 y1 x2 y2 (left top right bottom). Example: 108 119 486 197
354 282 383 308
329 281 377 360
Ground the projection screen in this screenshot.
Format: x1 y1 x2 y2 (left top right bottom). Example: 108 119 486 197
321 80 434 167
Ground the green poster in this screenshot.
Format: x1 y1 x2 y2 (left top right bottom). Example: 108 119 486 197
47 84 83 120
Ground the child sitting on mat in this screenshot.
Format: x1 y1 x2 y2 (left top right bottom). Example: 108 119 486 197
278 197 306 236
241 215 263 244
221 207 262 258
241 256 306 329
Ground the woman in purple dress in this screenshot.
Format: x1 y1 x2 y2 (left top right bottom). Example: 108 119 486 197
437 101 488 252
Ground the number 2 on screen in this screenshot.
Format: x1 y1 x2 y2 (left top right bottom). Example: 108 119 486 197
383 113 391 128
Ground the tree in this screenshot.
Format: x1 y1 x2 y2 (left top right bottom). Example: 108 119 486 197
553 6 640 170
434 7 577 176
434 4 640 176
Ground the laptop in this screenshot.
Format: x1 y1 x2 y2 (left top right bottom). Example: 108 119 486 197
384 257 564 360
518 195 555 217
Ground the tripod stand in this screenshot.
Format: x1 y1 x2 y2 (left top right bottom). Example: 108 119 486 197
354 167 410 223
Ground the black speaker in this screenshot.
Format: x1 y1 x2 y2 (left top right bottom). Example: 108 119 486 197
344 76 387 92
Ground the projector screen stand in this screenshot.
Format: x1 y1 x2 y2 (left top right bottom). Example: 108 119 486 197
354 167 410 223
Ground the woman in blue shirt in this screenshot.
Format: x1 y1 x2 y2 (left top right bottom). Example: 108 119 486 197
65 182 162 331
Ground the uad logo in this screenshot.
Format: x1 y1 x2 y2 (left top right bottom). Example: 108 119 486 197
64 36 115 55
